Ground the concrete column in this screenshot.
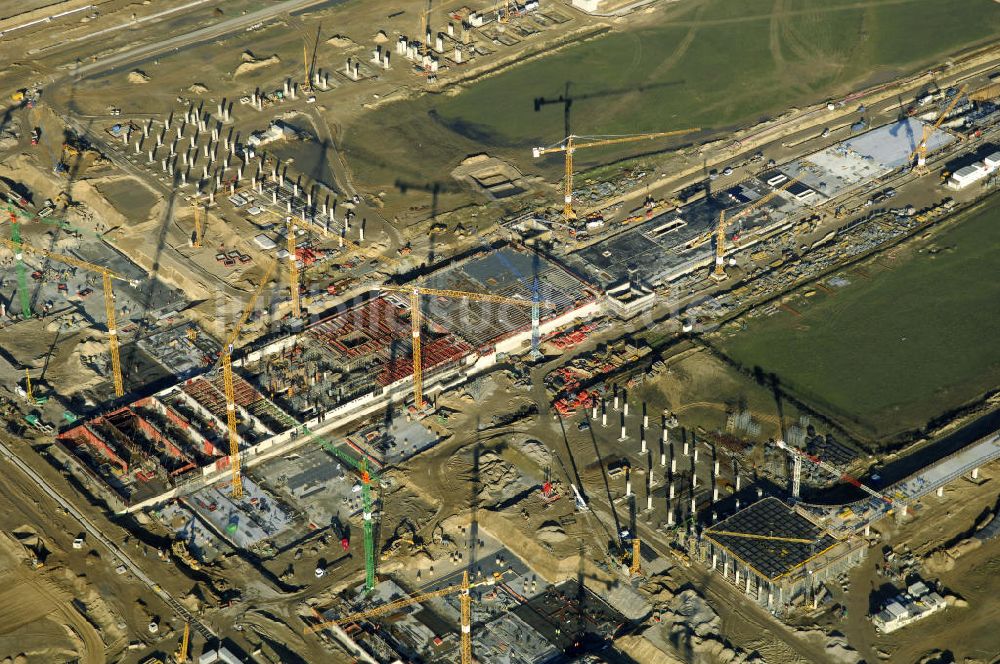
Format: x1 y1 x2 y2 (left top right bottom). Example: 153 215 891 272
972 467 979 480
669 482 675 500
690 496 696 516
683 441 689 456
671 457 677 474
646 492 652 511
713 487 719 503
711 552 717 570
660 451 666 466
667 508 674 526
625 472 632 498
693 448 699 463
736 474 741 492
623 402 630 417
619 422 627 442
591 403 598 419
613 394 619 411
602 407 607 428
640 434 647 454
937 486 944 497
714 460 720 477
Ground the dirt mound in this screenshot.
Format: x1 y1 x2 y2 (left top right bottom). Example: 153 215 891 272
235 51 280 77
326 35 357 49
513 438 551 467
535 521 567 545
373 30 388 43
187 83 209 94
127 70 150 84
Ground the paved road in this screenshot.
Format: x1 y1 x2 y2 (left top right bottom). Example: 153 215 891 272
0 439 217 641
65 0 333 82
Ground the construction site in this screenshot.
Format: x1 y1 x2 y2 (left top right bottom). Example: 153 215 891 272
0 1 1000 663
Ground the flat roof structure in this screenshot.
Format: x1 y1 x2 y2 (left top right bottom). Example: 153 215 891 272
567 179 799 288
417 245 594 348
704 497 838 581
788 118 958 200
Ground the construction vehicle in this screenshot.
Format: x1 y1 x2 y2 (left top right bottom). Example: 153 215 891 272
378 285 555 409
911 83 968 170
711 172 804 281
532 129 699 222
30 128 40 146
305 570 505 664
219 260 277 498
0 235 137 397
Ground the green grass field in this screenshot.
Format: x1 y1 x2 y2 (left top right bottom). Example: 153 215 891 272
718 203 1000 441
343 0 1000 200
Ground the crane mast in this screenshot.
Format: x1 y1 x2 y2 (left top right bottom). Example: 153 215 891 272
1 235 135 397
711 172 803 281
221 260 276 498
287 218 301 318
913 84 968 169
533 129 699 222
379 285 554 409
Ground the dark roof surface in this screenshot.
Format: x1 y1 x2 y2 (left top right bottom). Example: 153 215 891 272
704 497 837 580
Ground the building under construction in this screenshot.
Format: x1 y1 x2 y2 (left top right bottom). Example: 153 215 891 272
695 497 866 614
53 245 596 513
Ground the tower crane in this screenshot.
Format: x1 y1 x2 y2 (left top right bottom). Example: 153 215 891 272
305 570 504 664
775 440 899 510
630 537 642 576
295 423 381 592
0 236 137 397
174 622 189 663
911 84 968 170
532 129 699 222
711 171 804 281
378 285 555 409
220 260 277 498
285 217 301 318
5 209 31 318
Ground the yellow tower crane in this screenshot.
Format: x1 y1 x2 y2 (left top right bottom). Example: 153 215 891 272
24 368 34 403
221 260 276 498
630 537 642 576
379 285 555 410
174 622 189 663
286 218 301 318
302 42 313 93
420 0 433 58
305 570 503 664
0 236 136 397
532 129 699 222
912 83 968 170
711 171 804 281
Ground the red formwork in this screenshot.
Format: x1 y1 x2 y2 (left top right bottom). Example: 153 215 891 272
306 296 473 387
